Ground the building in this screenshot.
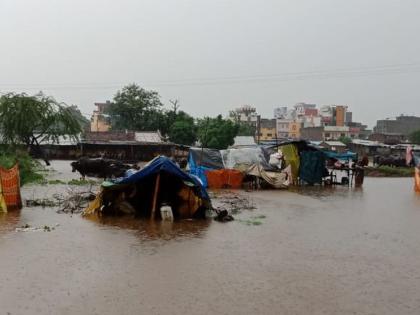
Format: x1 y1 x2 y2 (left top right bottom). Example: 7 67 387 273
345 111 353 124
83 131 163 143
294 103 316 117
319 141 347 153
274 107 288 119
348 139 390 157
373 115 420 136
300 127 324 141
333 105 347 127
230 105 258 127
303 115 322 128
258 119 277 141
90 101 112 132
288 121 302 139
276 119 292 139
369 132 406 145
323 126 350 140
319 105 333 126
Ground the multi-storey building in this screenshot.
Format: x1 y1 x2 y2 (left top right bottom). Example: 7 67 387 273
90 101 111 132
276 119 292 139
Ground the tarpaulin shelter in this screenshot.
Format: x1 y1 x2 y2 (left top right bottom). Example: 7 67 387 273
221 147 275 172
85 156 211 219
206 169 244 189
322 150 357 161
0 164 22 213
247 164 290 189
299 151 328 185
188 148 224 187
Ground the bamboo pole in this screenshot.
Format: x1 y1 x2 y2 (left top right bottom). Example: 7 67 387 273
150 173 161 220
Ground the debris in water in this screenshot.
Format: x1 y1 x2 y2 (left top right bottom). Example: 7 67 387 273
214 209 234 222
15 223 59 232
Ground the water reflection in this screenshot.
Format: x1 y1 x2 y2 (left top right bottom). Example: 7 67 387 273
289 184 364 201
85 214 211 242
0 210 21 235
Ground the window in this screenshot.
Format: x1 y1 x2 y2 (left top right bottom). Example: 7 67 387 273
267 133 272 137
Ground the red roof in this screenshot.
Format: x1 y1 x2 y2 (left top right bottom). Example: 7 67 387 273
304 108 318 116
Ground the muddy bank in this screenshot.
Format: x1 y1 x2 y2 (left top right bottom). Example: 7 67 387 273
1 161 420 314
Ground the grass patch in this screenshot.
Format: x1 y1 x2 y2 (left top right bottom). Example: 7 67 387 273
67 179 98 186
48 179 67 185
365 166 414 177
238 214 266 226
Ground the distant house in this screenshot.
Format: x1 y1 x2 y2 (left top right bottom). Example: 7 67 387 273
368 132 406 145
348 139 390 157
90 101 112 132
79 130 174 161
258 119 277 141
319 141 347 153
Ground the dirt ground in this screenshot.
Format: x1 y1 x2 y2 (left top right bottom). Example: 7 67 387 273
1 161 420 315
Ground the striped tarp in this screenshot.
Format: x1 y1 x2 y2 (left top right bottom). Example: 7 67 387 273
0 164 22 211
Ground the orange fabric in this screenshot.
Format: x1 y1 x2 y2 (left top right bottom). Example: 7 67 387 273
206 169 244 189
415 168 420 193
0 164 22 210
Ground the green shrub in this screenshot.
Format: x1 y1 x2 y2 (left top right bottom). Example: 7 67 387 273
0 150 44 185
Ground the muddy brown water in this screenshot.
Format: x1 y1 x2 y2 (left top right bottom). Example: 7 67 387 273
1 161 420 315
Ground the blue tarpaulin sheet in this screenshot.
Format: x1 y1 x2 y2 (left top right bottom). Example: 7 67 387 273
116 156 209 200
187 148 224 188
322 151 357 161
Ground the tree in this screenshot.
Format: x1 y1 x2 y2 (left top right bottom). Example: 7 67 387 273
409 129 420 144
338 136 352 146
106 84 164 131
168 111 197 145
67 105 90 131
197 115 239 149
0 92 82 165
237 123 256 137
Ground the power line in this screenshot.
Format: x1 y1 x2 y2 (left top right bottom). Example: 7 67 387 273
0 62 419 91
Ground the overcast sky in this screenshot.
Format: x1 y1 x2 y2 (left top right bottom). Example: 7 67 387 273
1 0 419 128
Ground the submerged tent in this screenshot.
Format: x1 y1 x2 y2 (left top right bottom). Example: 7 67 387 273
85 156 211 219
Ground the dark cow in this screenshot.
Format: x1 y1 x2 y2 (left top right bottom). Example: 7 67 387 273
375 155 407 168
71 157 131 179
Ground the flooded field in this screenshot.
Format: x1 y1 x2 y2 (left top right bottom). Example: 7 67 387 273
1 161 420 315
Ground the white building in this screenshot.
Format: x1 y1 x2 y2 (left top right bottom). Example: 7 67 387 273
324 126 350 140
294 103 316 117
303 116 322 128
274 107 288 119
230 105 258 126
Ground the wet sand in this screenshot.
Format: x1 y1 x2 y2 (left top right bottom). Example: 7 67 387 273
1 161 420 314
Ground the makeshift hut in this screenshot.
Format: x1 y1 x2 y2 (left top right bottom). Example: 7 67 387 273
85 156 211 219
0 164 22 213
220 146 290 189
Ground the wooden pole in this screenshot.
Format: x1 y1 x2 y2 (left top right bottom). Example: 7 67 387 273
150 173 161 220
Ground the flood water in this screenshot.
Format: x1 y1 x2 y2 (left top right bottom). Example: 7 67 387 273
1 161 420 315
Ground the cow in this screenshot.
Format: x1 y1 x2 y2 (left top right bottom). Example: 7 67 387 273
375 155 407 168
70 157 131 179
